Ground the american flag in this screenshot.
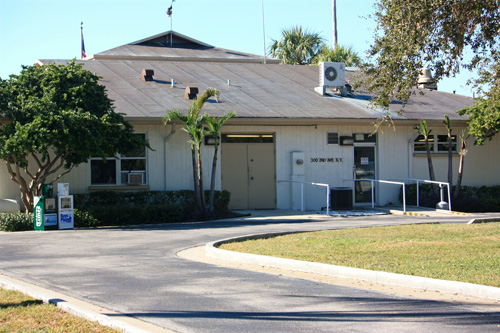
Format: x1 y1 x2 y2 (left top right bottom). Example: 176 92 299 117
81 22 86 59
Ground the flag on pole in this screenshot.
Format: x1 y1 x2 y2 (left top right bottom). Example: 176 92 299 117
166 0 175 17
81 22 86 59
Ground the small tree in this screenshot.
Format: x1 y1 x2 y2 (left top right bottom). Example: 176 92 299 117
415 120 437 195
270 26 325 65
0 61 149 213
316 45 361 67
205 112 236 212
454 130 469 200
163 88 220 213
443 115 453 187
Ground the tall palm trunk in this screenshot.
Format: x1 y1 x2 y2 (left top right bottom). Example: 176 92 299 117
453 132 468 200
416 121 437 195
209 143 219 212
424 137 438 195
197 148 206 213
443 115 453 187
191 147 201 209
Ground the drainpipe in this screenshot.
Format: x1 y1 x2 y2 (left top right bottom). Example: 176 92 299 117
164 123 177 190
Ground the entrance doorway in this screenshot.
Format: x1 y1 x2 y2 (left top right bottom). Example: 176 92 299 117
353 134 377 204
221 134 276 210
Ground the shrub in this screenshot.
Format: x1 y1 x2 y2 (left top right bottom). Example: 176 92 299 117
74 209 100 228
399 184 500 212
72 190 231 227
0 212 34 232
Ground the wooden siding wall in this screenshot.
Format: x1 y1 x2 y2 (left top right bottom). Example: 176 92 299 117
412 131 500 186
1 123 499 212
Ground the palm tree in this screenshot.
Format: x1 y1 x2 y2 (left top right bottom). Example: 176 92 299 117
454 130 469 200
163 88 220 212
316 45 361 67
270 26 325 65
205 112 237 212
443 115 453 187
415 120 437 195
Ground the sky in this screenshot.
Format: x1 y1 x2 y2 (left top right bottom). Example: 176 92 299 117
0 0 476 97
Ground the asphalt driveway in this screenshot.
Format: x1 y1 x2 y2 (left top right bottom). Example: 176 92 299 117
1 212 499 332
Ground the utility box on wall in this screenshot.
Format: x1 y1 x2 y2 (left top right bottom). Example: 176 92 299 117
291 152 305 211
291 152 305 176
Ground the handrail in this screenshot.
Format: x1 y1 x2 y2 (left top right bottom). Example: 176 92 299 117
343 179 407 213
390 178 451 211
277 180 330 215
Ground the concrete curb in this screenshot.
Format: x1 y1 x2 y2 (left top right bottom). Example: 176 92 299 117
206 233 500 301
0 275 151 333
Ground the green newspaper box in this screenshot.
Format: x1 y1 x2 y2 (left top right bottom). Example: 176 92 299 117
34 184 58 231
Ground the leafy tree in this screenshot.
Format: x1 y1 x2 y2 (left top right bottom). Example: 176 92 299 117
270 26 325 65
316 44 361 67
205 112 236 213
0 61 149 213
163 88 220 214
362 0 500 126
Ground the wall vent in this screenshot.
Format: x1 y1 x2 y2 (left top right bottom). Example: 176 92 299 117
327 132 339 145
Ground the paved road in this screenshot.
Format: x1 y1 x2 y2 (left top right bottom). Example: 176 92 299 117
1 212 500 332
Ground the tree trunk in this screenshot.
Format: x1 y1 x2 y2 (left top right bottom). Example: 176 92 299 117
208 144 219 212
191 147 201 209
197 149 206 214
425 138 437 195
454 154 465 200
453 140 467 200
447 133 453 187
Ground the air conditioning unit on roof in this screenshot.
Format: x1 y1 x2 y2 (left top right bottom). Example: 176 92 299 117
319 62 346 88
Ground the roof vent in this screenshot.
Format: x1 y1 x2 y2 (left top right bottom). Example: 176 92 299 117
141 69 154 81
418 69 437 90
185 86 199 100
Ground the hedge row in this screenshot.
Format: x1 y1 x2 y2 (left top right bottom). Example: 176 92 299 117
0 212 33 232
399 184 500 212
0 190 231 231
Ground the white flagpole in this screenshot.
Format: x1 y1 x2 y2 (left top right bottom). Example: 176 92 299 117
261 0 267 64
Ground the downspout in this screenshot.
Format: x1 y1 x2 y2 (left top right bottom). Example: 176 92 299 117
164 123 177 190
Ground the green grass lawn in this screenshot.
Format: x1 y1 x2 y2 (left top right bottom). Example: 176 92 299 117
220 223 500 287
0 288 118 332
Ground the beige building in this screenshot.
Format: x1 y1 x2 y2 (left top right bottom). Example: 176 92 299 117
1 31 498 211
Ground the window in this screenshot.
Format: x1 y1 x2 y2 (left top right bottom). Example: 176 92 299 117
90 134 147 185
327 132 339 145
414 134 457 153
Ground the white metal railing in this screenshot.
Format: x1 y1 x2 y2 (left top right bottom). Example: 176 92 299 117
390 178 451 211
277 180 330 215
343 179 407 213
